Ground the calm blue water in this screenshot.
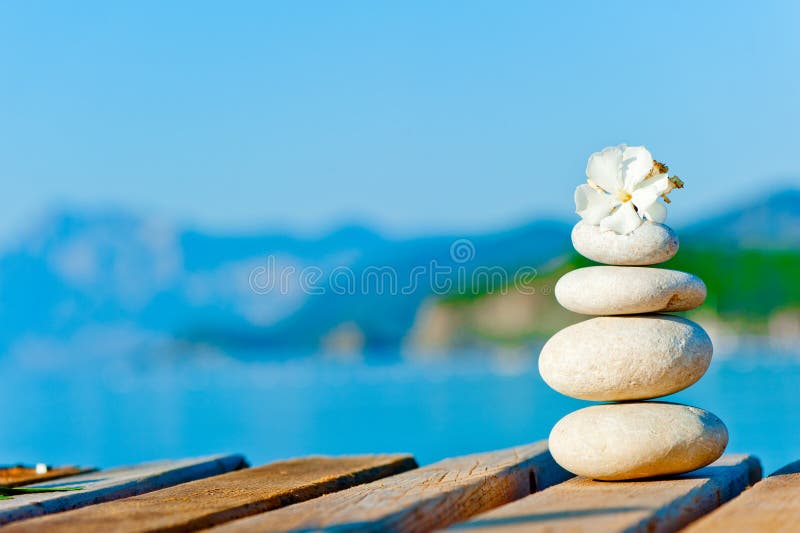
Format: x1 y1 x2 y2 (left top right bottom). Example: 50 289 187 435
1 343 798 476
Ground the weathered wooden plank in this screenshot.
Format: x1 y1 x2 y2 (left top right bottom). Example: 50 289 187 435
684 458 800 532
212 441 571 533
0 466 95 488
3 454 417 532
0 454 246 526
450 454 761 533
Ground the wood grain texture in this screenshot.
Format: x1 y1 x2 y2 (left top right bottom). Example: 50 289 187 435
0 466 95 488
0 454 246 526
452 454 761 533
213 440 571 533
685 458 800 532
2 454 417 532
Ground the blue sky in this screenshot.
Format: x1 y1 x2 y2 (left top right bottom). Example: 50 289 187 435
1 1 798 237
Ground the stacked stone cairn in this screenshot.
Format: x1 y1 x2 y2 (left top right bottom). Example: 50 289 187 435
539 220 728 480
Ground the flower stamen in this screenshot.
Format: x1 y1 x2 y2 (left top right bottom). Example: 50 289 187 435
661 176 684 203
645 161 669 179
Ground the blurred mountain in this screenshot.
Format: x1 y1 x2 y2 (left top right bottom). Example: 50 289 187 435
0 207 570 355
254 219 570 349
1 188 798 358
682 189 800 248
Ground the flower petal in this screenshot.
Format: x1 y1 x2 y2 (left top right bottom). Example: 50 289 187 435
631 175 669 211
586 146 624 193
636 173 670 194
621 146 653 191
600 201 643 234
643 200 667 223
574 184 618 225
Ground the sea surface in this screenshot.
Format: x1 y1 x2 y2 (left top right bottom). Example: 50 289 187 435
1 342 798 476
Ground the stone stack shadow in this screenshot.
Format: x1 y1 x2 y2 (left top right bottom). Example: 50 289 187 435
539 220 728 481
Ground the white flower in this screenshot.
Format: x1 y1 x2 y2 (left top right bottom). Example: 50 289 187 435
574 144 681 235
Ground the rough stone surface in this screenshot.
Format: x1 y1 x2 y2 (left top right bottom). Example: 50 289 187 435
539 315 712 401
549 402 728 481
572 221 679 265
555 266 706 315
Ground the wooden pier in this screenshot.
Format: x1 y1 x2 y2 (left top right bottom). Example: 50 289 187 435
0 442 794 532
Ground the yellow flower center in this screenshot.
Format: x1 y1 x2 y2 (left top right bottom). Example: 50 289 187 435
616 190 632 203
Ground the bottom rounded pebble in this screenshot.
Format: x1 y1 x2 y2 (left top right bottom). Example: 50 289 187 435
549 402 728 481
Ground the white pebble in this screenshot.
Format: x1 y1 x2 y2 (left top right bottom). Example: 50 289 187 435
549 402 728 480
572 221 678 265
539 315 712 401
555 266 706 315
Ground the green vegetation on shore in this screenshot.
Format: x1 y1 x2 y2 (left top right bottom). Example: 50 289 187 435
665 247 800 323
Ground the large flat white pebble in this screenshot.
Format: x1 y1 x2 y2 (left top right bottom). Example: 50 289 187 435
549 402 728 481
572 221 678 265
555 266 706 315
539 315 712 401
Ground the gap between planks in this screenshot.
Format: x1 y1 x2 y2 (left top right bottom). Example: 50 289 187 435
450 454 761 533
210 440 571 533
1 454 417 532
684 458 800 532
